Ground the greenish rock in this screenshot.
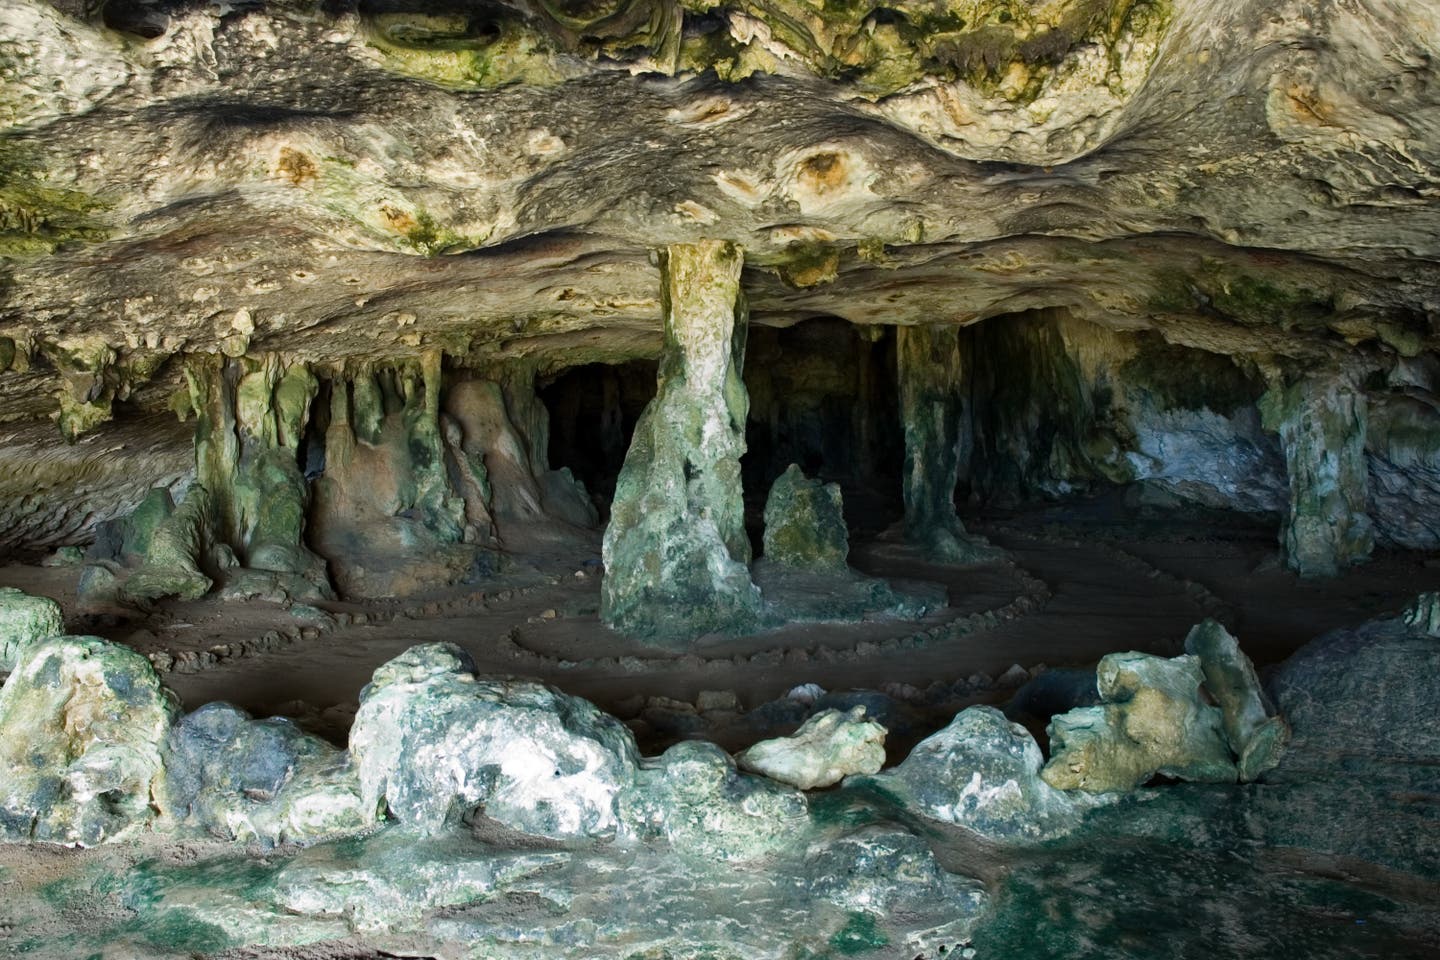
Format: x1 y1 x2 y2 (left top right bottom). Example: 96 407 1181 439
897 323 994 563
349 643 639 837
120 488 176 561
0 586 63 670
0 635 178 845
618 739 809 863
0 335 14 372
805 823 988 953
1259 373 1374 577
166 702 375 846
1042 652 1236 793
1183 619 1288 780
124 485 214 602
761 463 849 572
875 705 1099 843
350 371 386 445
601 240 762 644
1402 591 1440 638
270 826 567 933
39 545 84 567
735 706 887 790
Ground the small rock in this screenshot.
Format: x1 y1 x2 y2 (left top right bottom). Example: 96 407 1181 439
696 689 741 713
735 706 887 790
786 682 825 705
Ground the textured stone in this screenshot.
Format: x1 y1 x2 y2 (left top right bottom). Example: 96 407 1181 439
1402 592 1440 638
123 485 214 602
878 705 1099 843
0 635 178 845
349 643 639 838
167 701 375 846
735 706 887 789
761 463 848 572
1183 620 1288 781
1260 373 1375 578
619 739 809 862
1042 652 1236 793
601 240 761 643
0 587 63 670
897 324 994 563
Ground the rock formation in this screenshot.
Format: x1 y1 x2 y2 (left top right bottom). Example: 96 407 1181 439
601 239 762 642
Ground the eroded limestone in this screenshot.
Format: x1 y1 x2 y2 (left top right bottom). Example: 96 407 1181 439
601 240 762 643
736 706 887 790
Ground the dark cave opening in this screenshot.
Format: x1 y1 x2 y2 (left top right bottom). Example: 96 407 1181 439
539 359 658 522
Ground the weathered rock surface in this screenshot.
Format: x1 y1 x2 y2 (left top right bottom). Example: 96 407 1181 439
1260 373 1376 577
1183 619 1288 781
1402 591 1440 638
0 586 63 670
601 240 762 643
735 706 887 790
167 701 374 846
1042 652 1236 793
619 739 809 862
350 643 639 837
761 463 848 572
877 705 1100 843
0 635 177 845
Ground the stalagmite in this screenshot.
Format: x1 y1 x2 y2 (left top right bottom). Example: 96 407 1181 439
601 240 761 643
1260 371 1374 577
897 324 990 562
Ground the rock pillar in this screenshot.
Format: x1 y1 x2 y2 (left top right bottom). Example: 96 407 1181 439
1260 372 1374 577
897 323 985 562
601 240 761 644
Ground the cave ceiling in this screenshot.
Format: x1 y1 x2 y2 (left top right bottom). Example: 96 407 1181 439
1 0 1439 425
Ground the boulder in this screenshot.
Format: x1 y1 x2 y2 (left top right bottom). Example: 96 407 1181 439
736 706 887 790
761 464 849 572
0 636 178 845
619 740 809 862
878 705 1098 843
167 702 375 846
1183 619 1288 780
0 587 63 670
1042 652 1236 793
349 643 639 838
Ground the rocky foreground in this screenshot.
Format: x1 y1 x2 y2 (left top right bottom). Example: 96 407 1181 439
0 587 1434 958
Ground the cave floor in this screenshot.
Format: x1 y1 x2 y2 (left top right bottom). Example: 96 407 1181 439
2 500 1434 755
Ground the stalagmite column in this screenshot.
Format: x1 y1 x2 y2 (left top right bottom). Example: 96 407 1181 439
1260 371 1374 577
897 323 987 562
601 240 761 644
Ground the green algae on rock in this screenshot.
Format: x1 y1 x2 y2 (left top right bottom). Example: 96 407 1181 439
601 239 762 643
0 635 178 846
0 586 62 670
762 462 850 572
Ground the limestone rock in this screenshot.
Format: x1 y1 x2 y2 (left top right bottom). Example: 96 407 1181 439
601 240 762 644
1259 374 1374 578
123 485 214 602
271 828 567 934
350 643 638 838
1403 592 1440 638
0 636 178 845
806 824 988 922
879 705 1098 843
0 587 63 670
736 706 887 790
1184 619 1288 781
1042 652 1236 793
167 702 375 846
618 739 809 862
761 464 848 572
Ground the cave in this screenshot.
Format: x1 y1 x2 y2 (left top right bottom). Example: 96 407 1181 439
1 0 1439 958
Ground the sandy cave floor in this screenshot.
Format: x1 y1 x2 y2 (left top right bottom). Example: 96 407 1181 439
1 498 1435 756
